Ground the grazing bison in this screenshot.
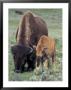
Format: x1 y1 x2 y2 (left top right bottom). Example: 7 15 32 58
11 12 48 73
35 35 56 71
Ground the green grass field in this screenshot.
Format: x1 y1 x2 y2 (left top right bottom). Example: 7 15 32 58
9 9 62 81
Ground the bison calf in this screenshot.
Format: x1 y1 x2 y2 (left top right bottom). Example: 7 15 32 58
35 35 56 71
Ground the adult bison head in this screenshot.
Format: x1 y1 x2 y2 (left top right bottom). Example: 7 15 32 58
11 44 33 73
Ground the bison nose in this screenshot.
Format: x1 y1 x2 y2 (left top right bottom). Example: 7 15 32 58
15 69 21 73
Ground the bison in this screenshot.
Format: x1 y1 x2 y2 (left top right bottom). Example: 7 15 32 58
11 12 48 73
35 35 56 72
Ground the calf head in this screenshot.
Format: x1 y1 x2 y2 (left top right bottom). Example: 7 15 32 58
11 44 33 73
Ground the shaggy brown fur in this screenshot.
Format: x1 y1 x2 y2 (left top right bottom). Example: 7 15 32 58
36 35 56 70
16 12 48 46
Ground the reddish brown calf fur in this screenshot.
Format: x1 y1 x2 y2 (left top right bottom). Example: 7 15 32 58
36 35 56 69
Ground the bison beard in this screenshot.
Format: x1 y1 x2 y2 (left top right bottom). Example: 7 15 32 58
11 12 48 73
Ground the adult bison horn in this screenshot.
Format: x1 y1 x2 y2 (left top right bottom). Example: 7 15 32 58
29 47 33 53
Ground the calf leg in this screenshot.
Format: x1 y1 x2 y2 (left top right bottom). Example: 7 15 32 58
43 59 48 70
52 53 55 63
35 56 41 74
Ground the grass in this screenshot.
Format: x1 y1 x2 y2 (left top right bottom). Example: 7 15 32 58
9 9 62 81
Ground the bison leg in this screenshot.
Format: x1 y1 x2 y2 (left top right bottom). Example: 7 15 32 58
43 59 48 70
27 53 36 71
36 56 41 67
21 60 27 72
34 56 42 75
52 52 56 63
27 60 34 71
